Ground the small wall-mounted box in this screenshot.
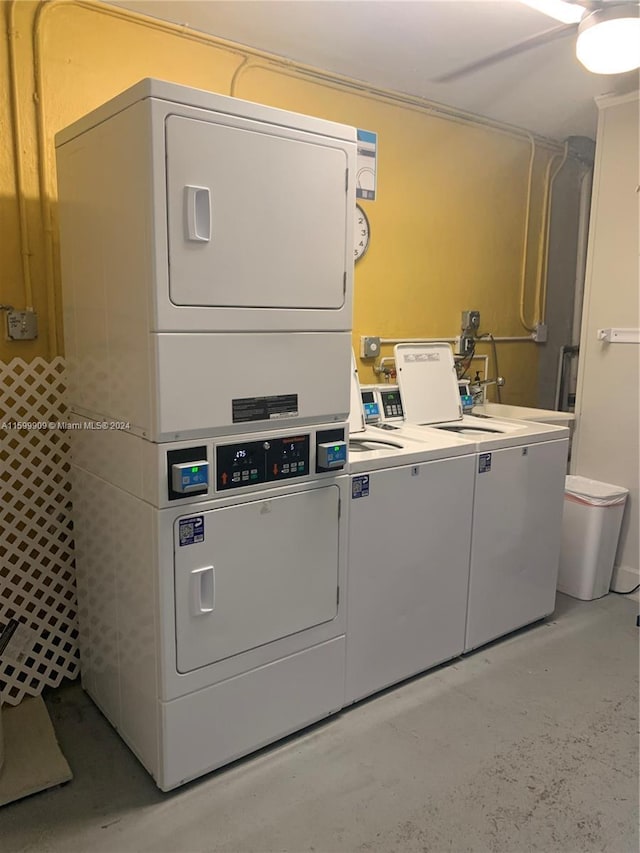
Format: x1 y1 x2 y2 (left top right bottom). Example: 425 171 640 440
597 328 640 344
533 323 548 343
461 310 480 332
360 336 381 358
6 310 38 341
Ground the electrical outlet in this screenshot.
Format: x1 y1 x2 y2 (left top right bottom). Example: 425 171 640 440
360 336 381 358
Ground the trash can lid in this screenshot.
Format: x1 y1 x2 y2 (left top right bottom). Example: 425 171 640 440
565 474 629 501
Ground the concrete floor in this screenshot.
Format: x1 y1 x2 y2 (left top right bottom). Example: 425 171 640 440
1 593 638 853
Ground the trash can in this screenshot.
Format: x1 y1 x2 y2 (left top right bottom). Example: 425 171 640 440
557 475 629 600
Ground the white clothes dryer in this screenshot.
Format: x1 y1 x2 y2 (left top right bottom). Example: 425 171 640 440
71 421 349 791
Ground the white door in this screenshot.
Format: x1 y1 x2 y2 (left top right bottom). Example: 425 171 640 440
174 486 340 673
465 438 568 651
165 115 349 309
346 455 475 704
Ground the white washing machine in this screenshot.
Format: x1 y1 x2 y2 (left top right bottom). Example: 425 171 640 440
345 366 475 705
364 342 570 652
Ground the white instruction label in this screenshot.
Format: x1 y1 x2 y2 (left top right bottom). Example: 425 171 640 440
0 619 37 664
403 352 441 363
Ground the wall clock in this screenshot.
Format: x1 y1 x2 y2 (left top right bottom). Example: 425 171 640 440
354 204 370 263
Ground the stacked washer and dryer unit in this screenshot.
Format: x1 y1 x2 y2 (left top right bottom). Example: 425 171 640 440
56 80 357 791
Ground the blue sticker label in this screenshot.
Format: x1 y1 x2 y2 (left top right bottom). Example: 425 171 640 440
352 474 370 499
179 515 204 546
356 129 377 201
479 453 492 473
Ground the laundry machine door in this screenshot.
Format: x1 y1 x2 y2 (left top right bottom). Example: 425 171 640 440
173 485 340 673
466 437 568 651
165 115 349 311
346 454 475 704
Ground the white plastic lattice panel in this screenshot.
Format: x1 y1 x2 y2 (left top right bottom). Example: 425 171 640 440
0 357 79 705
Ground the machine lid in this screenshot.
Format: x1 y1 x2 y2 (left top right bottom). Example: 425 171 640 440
436 424 504 435
349 437 405 452
395 343 462 424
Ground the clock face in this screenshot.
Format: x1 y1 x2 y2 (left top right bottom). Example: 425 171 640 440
354 204 370 262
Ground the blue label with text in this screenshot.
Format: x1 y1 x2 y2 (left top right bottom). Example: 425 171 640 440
352 475 370 499
479 453 492 473
179 515 204 546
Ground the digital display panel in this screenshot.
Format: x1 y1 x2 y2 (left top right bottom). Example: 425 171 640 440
216 434 310 490
380 389 403 418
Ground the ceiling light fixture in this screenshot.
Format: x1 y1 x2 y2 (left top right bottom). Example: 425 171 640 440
576 4 640 74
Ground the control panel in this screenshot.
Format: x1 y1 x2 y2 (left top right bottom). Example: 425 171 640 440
171 460 209 494
167 445 208 501
315 427 346 473
379 387 404 420
317 441 348 470
216 434 310 491
360 389 381 424
458 380 474 414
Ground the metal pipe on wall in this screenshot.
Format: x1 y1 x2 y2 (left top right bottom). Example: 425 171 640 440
572 167 594 347
6 1 34 312
537 140 569 324
378 336 534 345
554 345 567 411
554 345 579 411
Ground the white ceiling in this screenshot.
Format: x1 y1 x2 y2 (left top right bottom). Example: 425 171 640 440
110 0 639 139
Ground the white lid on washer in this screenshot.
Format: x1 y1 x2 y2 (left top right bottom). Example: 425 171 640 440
395 343 462 424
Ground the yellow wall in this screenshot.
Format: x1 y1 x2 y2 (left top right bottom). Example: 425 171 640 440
1 0 563 404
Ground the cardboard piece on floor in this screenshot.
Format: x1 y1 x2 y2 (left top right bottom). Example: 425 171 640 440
0 695 72 807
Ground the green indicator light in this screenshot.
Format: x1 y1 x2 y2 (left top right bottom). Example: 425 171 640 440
334 446 340 451
191 466 199 473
